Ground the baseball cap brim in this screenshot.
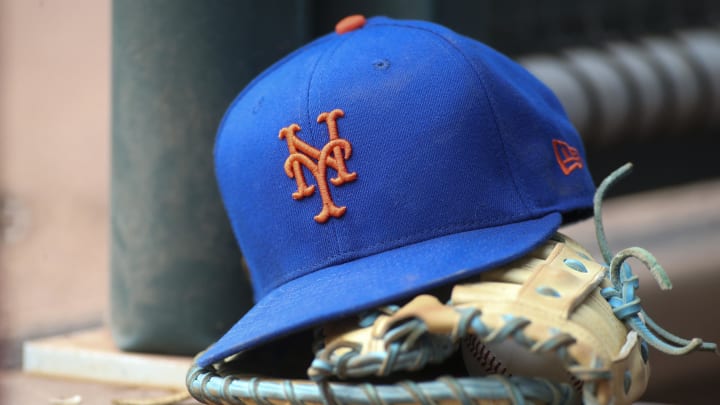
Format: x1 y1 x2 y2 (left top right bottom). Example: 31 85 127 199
197 212 561 367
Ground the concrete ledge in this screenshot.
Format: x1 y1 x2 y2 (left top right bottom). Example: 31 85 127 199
22 328 191 389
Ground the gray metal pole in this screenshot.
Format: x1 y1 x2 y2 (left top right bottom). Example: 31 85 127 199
520 27 720 144
111 0 309 355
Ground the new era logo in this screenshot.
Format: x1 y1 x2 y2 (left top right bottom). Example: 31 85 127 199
552 139 584 175
279 109 357 223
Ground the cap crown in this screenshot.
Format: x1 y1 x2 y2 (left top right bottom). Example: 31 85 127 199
215 17 594 301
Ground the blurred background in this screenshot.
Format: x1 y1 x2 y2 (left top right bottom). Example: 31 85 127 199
1 0 718 403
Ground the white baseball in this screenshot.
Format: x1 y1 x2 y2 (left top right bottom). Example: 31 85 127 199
461 334 583 391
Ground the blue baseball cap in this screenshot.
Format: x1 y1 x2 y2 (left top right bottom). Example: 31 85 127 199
198 15 595 367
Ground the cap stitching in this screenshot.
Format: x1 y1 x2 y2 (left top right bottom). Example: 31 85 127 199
213 34 336 168
442 43 533 215
370 21 532 214
304 31 352 250
260 212 553 296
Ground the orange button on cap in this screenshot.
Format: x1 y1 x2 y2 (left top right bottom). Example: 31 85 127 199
335 14 366 35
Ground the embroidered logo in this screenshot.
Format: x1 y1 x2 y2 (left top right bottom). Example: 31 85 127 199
552 139 584 175
279 109 357 223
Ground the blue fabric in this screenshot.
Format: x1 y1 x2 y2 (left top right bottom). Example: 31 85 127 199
198 17 595 367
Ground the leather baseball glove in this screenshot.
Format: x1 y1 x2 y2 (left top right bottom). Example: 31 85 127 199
186 165 717 405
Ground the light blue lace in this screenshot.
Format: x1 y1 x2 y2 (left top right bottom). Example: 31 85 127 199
594 163 718 356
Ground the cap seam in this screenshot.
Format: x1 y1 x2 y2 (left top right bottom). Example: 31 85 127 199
304 32 352 255
371 20 532 214
442 41 533 215
260 211 557 297
213 34 336 162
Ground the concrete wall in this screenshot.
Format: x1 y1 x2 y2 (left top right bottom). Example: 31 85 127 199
0 0 110 354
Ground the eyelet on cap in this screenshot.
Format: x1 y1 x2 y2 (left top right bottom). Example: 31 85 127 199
335 14 366 34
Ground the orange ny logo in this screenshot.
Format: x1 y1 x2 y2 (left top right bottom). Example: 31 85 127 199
279 109 357 223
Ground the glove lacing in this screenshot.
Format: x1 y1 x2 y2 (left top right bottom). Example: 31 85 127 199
594 163 718 356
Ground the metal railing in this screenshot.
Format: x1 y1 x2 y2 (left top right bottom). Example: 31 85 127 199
521 27 720 143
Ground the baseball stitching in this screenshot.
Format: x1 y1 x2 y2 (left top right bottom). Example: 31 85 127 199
464 334 510 376
464 334 584 392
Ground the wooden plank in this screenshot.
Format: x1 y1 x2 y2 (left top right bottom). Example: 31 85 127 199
22 328 192 389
